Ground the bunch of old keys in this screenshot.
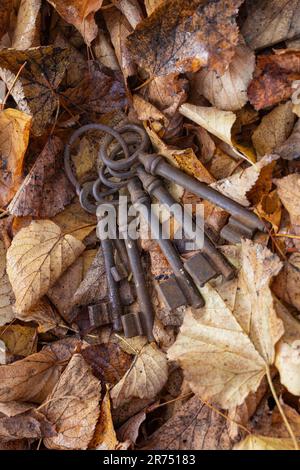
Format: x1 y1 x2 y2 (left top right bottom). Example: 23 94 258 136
64 123 266 342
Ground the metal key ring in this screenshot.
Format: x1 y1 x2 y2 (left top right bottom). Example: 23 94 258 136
79 181 98 214
64 123 130 195
99 166 128 190
99 124 150 171
92 177 120 202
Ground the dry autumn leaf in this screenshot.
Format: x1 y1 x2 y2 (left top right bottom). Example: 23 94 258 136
6 219 85 313
0 240 15 327
0 108 31 207
0 338 79 403
43 353 101 450
46 0 103 46
276 119 300 160
275 174 300 225
8 136 74 217
0 324 37 358
52 200 97 242
89 390 118 450
15 298 65 333
235 434 298 451
272 253 300 312
111 342 168 408
12 0 41 50
168 240 283 409
127 0 243 77
0 46 69 136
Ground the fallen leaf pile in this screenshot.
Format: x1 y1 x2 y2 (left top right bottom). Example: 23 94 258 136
0 0 300 452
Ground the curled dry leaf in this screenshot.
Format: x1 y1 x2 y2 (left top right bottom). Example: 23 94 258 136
144 0 164 15
0 240 15 327
195 42 255 111
272 253 300 312
12 0 41 50
274 300 300 396
242 0 300 50
43 354 101 450
0 402 56 441
210 155 279 207
112 0 143 29
275 174 300 225
144 396 234 450
127 0 243 77
94 30 119 71
168 240 283 409
0 108 31 207
8 136 74 218
6 220 85 313
0 46 69 136
110 343 168 408
234 435 298 451
15 298 65 333
46 0 103 46
252 102 296 158
248 50 300 111
117 409 146 446
276 119 300 160
0 0 12 41
0 324 37 357
89 391 118 450
0 337 79 403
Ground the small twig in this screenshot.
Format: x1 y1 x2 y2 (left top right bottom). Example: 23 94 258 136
1 61 27 111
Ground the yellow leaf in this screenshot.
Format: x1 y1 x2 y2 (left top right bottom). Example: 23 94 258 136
111 342 168 408
43 354 101 450
52 201 97 242
6 220 85 313
235 435 298 451
89 390 118 450
0 324 37 357
0 108 31 206
168 240 283 409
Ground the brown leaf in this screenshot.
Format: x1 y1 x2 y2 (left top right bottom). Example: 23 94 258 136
242 0 300 50
272 253 300 312
144 396 234 450
276 119 300 160
0 324 37 357
252 102 296 157
0 338 79 403
0 108 31 207
46 0 103 45
81 343 132 386
111 342 168 408
0 0 12 41
117 409 146 446
52 200 97 242
144 0 164 15
275 174 300 225
12 0 41 50
48 249 97 323
0 240 15 327
94 29 119 71
15 298 65 333
235 434 298 451
64 60 127 116
0 46 69 136
0 402 56 441
43 353 101 450
6 220 85 313
248 50 300 110
127 0 243 77
8 136 74 217
112 0 143 28
89 391 118 450
195 41 255 111
168 241 283 409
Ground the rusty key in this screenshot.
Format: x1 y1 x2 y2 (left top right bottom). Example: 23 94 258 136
127 177 205 310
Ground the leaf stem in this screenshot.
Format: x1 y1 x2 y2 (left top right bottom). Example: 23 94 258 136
265 366 299 450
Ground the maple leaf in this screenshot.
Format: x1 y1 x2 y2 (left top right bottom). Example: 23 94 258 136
168 240 284 409
9 136 74 217
46 0 103 46
127 0 243 77
0 46 69 136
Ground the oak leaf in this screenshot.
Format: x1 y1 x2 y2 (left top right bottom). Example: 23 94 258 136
6 220 85 313
110 342 168 408
0 240 15 327
275 174 300 225
12 0 41 50
127 0 243 77
195 42 255 111
0 46 69 136
0 108 31 207
8 136 74 217
252 102 296 158
242 0 300 50
168 240 283 409
144 396 234 450
0 338 79 403
43 354 101 450
46 0 103 46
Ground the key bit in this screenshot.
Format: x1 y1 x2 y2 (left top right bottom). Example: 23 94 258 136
128 177 204 309
156 277 187 311
121 312 144 338
137 167 235 282
137 152 266 239
220 216 257 244
88 302 112 328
